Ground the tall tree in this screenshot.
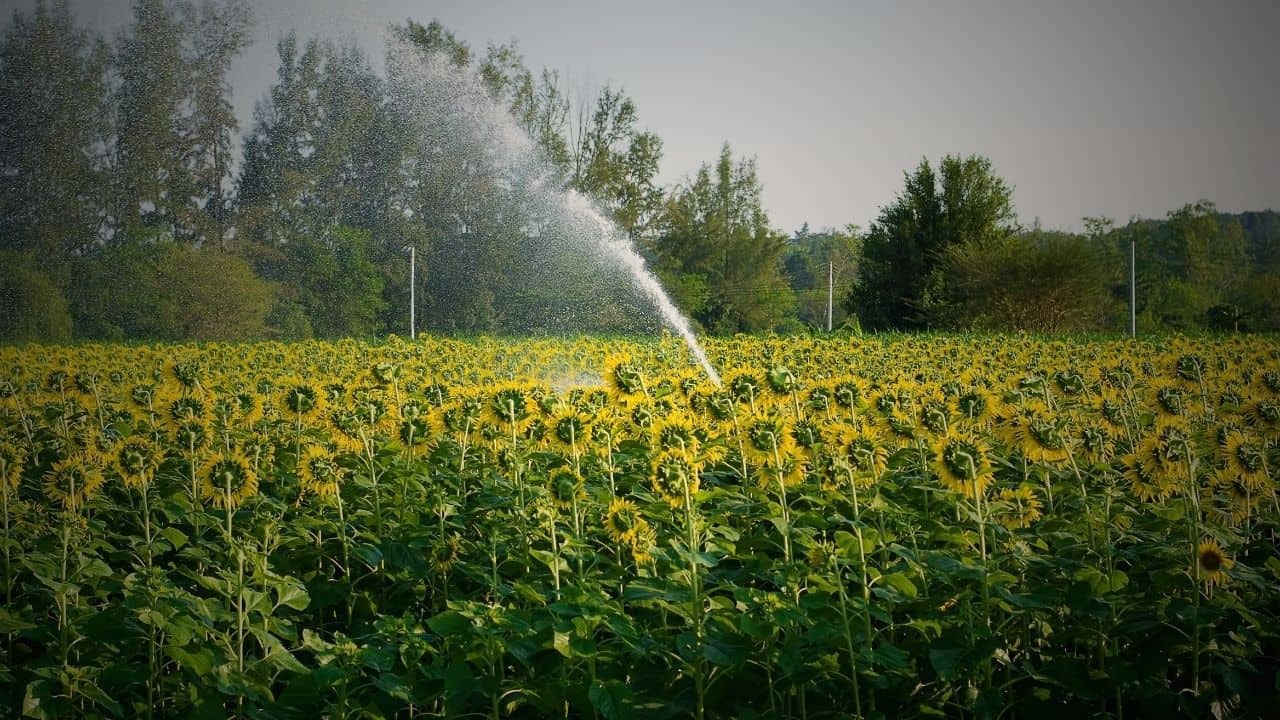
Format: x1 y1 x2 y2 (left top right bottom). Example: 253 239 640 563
0 1 109 269
175 0 253 245
849 155 1017 329
112 0 188 242
653 143 793 333
571 86 665 244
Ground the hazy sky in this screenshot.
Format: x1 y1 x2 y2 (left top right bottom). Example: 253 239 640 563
7 0 1278 233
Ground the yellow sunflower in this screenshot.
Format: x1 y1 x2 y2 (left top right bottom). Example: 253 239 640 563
298 444 345 499
43 454 105 511
1196 538 1233 589
603 497 645 545
931 429 994 496
199 450 258 510
113 436 164 489
651 449 701 509
278 377 328 423
995 485 1043 529
1 441 24 492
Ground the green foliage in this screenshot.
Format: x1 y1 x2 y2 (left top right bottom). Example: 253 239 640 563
69 243 273 340
653 144 795 333
0 250 73 342
939 229 1119 331
783 224 861 330
0 1 108 269
850 155 1018 330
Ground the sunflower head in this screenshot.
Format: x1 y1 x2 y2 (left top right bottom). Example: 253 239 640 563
199 450 258 510
549 469 583 509
1 441 25 492
43 454 105 511
652 449 700 508
298 444 344 499
931 430 994 496
603 354 647 399
766 365 798 395
1196 539 1233 589
114 436 164 489
604 497 645 545
279 378 328 421
995 485 1043 530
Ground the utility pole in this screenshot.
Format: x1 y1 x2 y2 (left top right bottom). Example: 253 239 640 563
826 260 834 332
408 245 416 340
1129 235 1136 338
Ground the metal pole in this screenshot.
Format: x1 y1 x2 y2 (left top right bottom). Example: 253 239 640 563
1129 237 1135 337
826 260 834 332
409 245 416 340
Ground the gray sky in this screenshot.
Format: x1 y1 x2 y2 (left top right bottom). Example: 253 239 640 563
7 0 1279 233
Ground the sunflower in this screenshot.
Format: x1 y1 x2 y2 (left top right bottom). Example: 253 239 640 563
1 441 24 492
651 411 700 457
744 412 795 464
603 354 647 401
839 422 890 479
399 400 433 454
278 377 328 422
485 383 535 430
171 417 211 455
931 429 994 496
549 469 583 510
603 497 645 545
830 375 869 413
1196 538 1233 589
298 444 345 498
1011 403 1069 465
651 449 700 508
113 436 164 489
43 454 105 511
629 522 656 566
165 393 210 426
1121 437 1179 502
199 450 258 510
996 486 1043 530
1219 430 1268 492
550 408 591 451
954 386 998 427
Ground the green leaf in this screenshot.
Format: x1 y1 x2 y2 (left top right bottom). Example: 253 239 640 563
428 610 470 638
273 577 310 611
0 608 35 633
589 680 630 720
878 572 918 599
354 543 383 567
159 526 188 550
22 679 53 719
553 630 572 657
929 645 965 682
168 645 217 676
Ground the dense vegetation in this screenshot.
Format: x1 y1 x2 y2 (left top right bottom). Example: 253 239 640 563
1 334 1279 718
3 1 1279 344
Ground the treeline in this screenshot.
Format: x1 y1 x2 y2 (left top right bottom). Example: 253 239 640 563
2 1 1278 343
0 0 802 342
850 155 1280 333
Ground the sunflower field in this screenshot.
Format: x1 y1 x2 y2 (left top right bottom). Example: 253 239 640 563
1 334 1278 719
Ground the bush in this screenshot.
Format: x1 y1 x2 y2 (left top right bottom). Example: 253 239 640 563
0 250 73 342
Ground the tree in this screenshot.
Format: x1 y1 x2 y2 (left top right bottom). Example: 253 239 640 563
653 144 794 333
0 1 109 272
174 0 253 245
849 155 1017 329
940 229 1118 332
0 250 73 342
112 0 189 242
571 87 665 243
784 224 861 329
